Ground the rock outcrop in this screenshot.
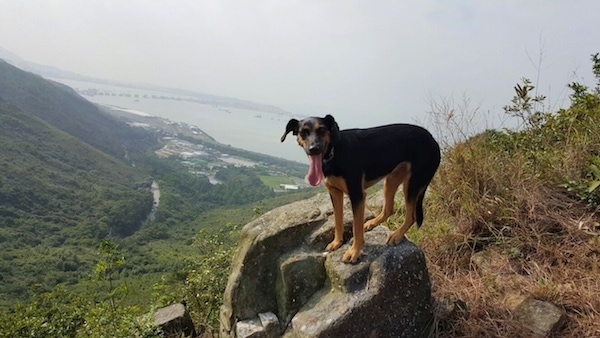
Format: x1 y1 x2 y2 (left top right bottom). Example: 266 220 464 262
154 303 196 337
220 193 433 337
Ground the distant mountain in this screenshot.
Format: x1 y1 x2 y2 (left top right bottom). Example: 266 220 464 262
0 46 292 116
0 59 157 158
0 47 92 82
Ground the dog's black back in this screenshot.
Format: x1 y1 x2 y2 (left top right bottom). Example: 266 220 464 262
323 124 439 182
328 124 440 226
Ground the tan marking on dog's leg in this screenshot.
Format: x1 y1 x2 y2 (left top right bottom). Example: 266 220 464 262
326 187 344 252
363 176 402 230
343 197 365 263
386 173 415 245
364 162 410 231
386 199 415 245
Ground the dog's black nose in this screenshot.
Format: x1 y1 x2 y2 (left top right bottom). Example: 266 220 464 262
308 145 321 155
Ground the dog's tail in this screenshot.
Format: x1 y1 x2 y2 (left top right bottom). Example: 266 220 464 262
415 189 426 227
407 179 428 228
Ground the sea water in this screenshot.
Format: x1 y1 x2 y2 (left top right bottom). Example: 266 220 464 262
55 79 305 163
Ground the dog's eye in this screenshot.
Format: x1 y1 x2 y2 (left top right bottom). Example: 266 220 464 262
316 127 326 135
300 129 309 138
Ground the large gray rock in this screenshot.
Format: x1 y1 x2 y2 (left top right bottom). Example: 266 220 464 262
220 193 432 337
154 303 196 337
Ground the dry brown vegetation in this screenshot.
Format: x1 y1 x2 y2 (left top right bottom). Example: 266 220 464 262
396 58 600 337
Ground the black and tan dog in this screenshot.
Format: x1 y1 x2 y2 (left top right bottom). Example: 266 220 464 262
281 114 440 263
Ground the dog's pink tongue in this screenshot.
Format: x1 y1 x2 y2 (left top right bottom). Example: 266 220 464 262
306 154 324 186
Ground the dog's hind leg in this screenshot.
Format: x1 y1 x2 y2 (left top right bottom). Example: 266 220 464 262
386 176 424 246
364 162 410 231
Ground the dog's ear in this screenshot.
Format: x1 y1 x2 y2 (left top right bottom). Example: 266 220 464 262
323 115 340 145
281 118 299 142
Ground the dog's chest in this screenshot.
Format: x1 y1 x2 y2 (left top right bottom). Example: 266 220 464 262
324 175 349 194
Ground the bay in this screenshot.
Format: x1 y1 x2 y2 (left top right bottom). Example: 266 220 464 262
55 79 307 163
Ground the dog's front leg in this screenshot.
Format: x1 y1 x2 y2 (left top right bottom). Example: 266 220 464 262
343 191 366 263
325 187 344 252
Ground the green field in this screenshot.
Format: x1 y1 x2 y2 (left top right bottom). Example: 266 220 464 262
259 175 296 189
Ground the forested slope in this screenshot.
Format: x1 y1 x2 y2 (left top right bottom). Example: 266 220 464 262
0 99 155 304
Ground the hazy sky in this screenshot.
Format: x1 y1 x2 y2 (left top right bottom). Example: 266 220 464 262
1 1 599 129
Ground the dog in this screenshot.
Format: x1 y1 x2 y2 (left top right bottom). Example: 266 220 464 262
281 114 440 263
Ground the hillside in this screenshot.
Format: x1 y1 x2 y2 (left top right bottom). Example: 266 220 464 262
407 56 600 337
0 60 169 305
0 59 158 157
0 98 155 304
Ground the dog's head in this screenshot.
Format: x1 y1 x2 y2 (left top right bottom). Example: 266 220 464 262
281 114 340 186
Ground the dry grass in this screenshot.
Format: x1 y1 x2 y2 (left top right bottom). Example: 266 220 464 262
418 183 600 337
397 89 600 337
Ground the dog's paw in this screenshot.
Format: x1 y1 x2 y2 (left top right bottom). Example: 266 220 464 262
342 247 361 263
325 240 342 251
386 232 406 246
363 219 379 231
